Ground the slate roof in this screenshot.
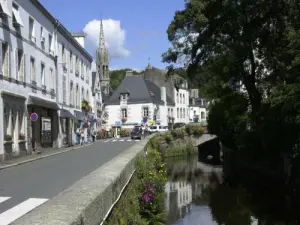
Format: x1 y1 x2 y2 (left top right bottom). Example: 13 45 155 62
105 75 175 106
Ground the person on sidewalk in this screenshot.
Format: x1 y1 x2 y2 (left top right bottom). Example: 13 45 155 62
92 129 96 142
80 129 85 145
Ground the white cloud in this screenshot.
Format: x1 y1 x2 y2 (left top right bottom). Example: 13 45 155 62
83 19 130 59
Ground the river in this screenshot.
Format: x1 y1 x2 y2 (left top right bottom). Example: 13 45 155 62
164 156 300 225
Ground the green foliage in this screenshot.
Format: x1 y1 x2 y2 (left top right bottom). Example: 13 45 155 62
163 0 300 181
120 129 130 137
164 134 172 144
171 129 185 139
105 148 167 225
185 124 205 138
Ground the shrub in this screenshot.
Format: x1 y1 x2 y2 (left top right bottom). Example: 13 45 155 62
185 124 204 138
4 134 12 141
171 129 185 139
164 134 172 144
120 129 130 137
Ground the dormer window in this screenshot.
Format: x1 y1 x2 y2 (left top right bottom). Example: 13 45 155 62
120 88 130 101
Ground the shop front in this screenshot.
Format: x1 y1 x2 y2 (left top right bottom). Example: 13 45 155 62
59 109 75 147
27 96 60 152
74 110 85 145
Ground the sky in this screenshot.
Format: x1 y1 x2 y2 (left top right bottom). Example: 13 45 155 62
40 0 185 71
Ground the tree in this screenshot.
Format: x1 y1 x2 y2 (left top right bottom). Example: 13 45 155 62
162 0 300 178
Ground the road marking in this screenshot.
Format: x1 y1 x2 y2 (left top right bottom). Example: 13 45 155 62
119 139 124 142
135 140 140 142
0 197 10 204
0 198 48 225
112 140 117 142
104 140 110 143
127 139 132 142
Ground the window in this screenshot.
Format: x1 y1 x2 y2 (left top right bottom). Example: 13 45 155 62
62 45 66 64
177 108 179 118
49 34 53 55
16 49 24 81
41 63 45 85
180 94 182 104
176 93 179 103
183 108 185 118
183 94 185 104
12 3 23 27
143 107 149 117
49 68 54 89
70 82 73 105
81 87 84 100
30 57 35 81
69 52 73 72
86 66 89 83
76 84 79 107
2 43 9 77
29 17 35 42
171 108 173 117
81 61 84 78
75 57 79 75
121 108 127 118
201 111 205 119
63 75 66 103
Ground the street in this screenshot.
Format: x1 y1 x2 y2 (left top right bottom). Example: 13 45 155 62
0 139 138 225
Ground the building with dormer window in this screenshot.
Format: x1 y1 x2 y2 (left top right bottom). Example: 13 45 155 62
104 70 174 128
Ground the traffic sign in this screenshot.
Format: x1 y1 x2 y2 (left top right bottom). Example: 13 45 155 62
30 112 38 121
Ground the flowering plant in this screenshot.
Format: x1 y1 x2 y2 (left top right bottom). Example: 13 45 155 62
140 183 155 204
121 117 127 123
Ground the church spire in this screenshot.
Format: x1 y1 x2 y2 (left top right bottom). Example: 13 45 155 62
99 19 106 51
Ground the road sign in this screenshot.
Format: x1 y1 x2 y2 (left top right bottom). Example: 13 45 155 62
30 112 38 121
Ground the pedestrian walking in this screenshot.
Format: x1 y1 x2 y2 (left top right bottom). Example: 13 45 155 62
92 129 96 142
80 129 85 145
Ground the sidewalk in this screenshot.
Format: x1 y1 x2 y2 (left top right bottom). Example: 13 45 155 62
0 140 101 170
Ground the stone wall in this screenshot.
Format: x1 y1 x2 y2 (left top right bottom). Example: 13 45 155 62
11 137 151 225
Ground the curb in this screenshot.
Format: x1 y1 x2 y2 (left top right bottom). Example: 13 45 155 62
0 142 95 171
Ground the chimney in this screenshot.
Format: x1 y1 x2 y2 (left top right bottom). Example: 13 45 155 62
160 86 166 105
126 70 133 76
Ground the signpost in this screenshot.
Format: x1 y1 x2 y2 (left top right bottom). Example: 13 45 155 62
30 112 38 121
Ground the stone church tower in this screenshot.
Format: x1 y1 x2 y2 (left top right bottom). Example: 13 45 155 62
96 19 110 95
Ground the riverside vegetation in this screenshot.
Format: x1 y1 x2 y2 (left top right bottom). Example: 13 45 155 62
104 124 205 225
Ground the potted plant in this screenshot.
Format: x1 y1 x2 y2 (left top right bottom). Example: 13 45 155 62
121 117 127 124
19 133 25 140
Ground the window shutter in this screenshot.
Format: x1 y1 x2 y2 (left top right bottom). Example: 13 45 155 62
22 54 26 82
15 49 18 80
8 46 11 77
4 46 9 77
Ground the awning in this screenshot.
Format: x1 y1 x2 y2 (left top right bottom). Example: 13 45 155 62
74 110 85 121
12 6 23 26
0 1 11 17
27 96 60 110
60 109 75 119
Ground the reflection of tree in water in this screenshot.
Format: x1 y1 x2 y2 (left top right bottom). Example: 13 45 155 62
209 184 252 225
209 182 300 225
165 156 204 182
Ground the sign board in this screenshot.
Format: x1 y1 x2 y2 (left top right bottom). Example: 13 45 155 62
30 112 38 121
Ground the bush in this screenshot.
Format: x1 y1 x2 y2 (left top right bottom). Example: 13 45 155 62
171 129 185 139
120 129 130 137
164 134 172 144
105 147 167 225
185 124 204 138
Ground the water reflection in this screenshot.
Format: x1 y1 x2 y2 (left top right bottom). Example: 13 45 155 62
165 156 300 225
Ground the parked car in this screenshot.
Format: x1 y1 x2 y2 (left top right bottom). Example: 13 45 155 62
131 127 142 139
148 125 169 133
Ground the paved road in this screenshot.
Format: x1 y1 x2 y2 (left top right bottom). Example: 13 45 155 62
0 138 138 225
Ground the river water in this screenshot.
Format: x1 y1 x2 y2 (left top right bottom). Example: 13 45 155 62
164 156 299 225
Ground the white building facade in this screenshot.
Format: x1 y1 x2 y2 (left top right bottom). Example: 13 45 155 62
105 72 168 128
0 0 92 160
